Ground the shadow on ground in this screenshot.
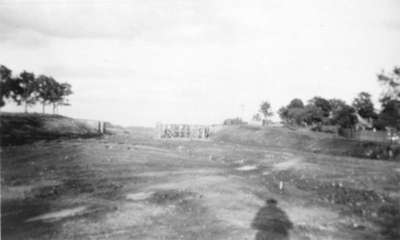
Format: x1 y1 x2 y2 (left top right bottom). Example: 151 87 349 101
251 199 293 240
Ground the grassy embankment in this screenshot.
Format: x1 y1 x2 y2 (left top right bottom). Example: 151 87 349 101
213 125 400 161
0 112 104 146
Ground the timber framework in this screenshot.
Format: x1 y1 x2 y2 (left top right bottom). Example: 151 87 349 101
156 123 210 139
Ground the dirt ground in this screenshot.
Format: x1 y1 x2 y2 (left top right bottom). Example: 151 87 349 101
1 128 400 240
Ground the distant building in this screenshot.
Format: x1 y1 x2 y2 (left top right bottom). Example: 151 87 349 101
355 113 373 130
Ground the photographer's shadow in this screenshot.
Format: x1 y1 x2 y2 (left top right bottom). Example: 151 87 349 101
251 199 293 240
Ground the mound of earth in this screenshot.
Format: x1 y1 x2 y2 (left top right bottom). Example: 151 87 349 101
0 112 103 146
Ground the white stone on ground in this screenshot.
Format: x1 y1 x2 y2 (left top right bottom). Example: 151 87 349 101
26 206 87 222
126 191 154 201
236 165 258 171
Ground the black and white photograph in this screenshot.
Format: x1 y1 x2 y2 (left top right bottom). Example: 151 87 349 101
1 0 399 239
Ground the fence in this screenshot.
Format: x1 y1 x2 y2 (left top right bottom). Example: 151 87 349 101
76 119 107 134
339 128 400 144
156 123 210 139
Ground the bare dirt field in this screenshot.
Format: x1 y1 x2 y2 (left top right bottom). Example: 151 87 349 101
1 126 400 240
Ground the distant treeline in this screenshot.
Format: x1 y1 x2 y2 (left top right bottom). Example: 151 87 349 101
250 66 400 131
0 65 72 114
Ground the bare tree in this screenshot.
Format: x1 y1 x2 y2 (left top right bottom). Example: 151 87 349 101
259 101 273 119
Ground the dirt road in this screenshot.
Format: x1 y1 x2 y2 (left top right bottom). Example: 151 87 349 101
1 130 399 239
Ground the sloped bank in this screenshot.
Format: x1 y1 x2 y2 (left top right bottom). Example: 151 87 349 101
212 125 400 161
0 112 104 146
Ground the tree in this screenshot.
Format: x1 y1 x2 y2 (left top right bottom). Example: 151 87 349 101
47 79 63 114
0 65 23 107
0 65 12 107
0 65 11 80
252 113 262 122
278 105 307 125
288 107 309 125
36 75 53 113
328 99 347 125
376 100 400 130
287 98 304 109
46 80 72 114
377 66 400 105
331 104 358 129
259 101 273 119
286 98 306 125
302 104 324 125
57 82 72 112
375 66 400 130
16 71 38 112
278 106 289 122
1 65 73 112
308 96 331 117
352 92 377 119
329 99 346 113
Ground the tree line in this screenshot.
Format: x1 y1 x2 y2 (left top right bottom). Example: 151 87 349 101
255 66 400 131
0 65 72 114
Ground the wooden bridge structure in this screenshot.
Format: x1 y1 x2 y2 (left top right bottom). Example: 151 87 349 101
156 123 210 139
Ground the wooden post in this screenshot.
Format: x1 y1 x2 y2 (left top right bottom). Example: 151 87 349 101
98 121 105 134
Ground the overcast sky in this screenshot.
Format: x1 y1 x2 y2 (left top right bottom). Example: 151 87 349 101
1 0 399 126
